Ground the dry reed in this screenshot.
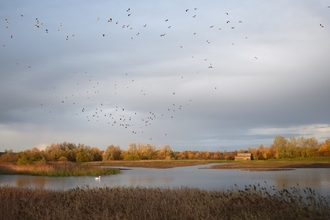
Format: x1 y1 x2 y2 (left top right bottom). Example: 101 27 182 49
0 162 120 176
0 183 329 220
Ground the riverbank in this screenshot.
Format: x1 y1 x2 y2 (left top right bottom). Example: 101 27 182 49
1 159 329 176
207 158 330 171
0 184 329 220
0 162 120 177
88 158 330 170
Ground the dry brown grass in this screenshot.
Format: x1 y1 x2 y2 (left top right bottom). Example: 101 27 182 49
0 162 56 173
0 184 329 220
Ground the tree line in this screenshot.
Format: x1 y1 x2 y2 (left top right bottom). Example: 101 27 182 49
1 136 330 164
248 136 330 160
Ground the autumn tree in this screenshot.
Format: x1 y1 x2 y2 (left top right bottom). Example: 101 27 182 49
318 138 330 157
212 151 221 160
91 147 103 161
103 145 122 161
138 144 157 160
273 136 288 158
75 144 94 162
17 148 45 165
0 149 18 163
123 143 140 160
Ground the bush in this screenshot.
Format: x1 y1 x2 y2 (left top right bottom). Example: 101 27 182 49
58 156 68 161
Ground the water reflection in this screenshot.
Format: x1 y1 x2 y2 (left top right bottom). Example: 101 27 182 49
1 164 330 196
16 176 46 188
274 169 324 190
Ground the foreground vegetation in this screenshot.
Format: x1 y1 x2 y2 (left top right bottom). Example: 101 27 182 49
0 162 120 177
0 184 329 220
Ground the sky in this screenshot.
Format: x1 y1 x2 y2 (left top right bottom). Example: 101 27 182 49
1 0 330 152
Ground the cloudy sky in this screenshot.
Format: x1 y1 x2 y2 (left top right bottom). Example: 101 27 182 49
1 0 330 152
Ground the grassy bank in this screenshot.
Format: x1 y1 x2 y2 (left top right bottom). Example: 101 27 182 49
208 158 330 171
88 158 330 170
0 162 120 177
0 184 329 220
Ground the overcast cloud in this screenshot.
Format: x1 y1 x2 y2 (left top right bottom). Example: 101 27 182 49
1 0 330 152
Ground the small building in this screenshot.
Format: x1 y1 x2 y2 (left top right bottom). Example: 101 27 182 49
235 153 251 161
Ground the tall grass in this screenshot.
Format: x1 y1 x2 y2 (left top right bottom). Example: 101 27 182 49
0 162 120 176
0 184 329 220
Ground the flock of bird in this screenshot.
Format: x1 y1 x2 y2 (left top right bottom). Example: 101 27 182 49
1 4 329 143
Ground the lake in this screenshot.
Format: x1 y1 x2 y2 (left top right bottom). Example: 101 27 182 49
1 164 330 196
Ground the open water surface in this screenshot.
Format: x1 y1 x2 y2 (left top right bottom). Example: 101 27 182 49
1 164 330 196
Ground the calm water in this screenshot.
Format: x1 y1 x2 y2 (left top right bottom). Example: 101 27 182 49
1 164 330 196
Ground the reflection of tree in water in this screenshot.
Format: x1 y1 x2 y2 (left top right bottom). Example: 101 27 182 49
128 176 172 186
321 180 330 185
275 170 322 191
16 176 46 188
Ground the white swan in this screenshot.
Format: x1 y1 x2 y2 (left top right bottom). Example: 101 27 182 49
95 176 100 180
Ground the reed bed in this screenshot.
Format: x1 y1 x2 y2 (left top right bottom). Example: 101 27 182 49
0 162 120 177
0 184 329 220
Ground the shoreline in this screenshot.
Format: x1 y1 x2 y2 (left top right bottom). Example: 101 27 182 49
206 161 330 171
89 159 330 170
